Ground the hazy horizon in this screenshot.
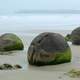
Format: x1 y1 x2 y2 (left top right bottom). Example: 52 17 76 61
0 14 79 31
16 9 80 14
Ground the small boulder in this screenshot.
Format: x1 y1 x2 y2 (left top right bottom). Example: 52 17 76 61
3 64 13 70
0 64 13 70
14 64 22 69
0 33 24 51
27 32 71 66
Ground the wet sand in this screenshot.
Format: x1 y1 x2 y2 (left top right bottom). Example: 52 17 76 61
0 30 80 80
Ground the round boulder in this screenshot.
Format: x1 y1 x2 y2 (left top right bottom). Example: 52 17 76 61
27 32 71 66
0 33 24 51
71 27 80 45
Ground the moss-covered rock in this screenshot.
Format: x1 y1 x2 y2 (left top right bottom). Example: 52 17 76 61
65 34 71 41
27 32 72 66
0 33 24 51
71 27 80 45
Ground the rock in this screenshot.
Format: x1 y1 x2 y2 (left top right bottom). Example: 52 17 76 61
27 32 71 66
71 27 80 45
0 64 22 70
3 64 13 70
0 64 13 70
14 64 22 69
65 34 71 41
0 33 24 51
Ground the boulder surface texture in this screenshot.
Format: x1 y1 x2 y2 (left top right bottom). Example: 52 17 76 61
27 32 71 66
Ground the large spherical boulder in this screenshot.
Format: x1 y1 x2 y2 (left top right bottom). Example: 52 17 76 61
71 27 80 45
0 33 24 51
27 32 71 66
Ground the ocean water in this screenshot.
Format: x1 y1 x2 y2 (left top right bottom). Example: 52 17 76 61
0 14 80 32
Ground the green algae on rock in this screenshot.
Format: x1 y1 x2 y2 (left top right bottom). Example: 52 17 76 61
71 27 80 45
65 34 71 41
27 32 72 66
0 33 24 51
66 69 80 78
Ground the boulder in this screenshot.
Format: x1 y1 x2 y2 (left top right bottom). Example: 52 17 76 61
27 32 71 66
71 27 80 45
0 33 24 51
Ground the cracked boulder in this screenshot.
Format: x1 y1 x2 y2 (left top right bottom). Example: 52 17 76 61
27 32 71 66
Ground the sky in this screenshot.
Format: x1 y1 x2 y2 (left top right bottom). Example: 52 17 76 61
0 0 80 14
0 0 80 31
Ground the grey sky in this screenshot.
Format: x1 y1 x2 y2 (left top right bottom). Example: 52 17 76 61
0 0 80 13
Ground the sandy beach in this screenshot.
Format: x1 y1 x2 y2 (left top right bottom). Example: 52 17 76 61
0 30 80 80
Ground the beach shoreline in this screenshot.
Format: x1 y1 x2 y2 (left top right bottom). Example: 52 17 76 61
0 30 80 80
